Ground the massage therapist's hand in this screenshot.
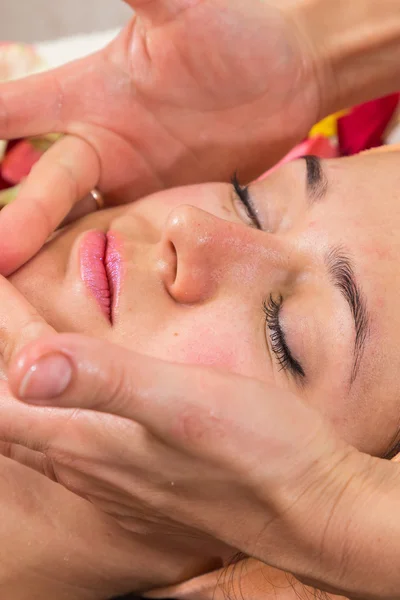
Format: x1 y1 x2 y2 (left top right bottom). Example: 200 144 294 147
2 282 400 600
0 0 325 275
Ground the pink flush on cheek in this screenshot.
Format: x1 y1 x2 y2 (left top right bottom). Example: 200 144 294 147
181 326 244 372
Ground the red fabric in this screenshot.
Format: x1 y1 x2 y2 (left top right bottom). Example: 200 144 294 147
0 173 8 190
0 139 22 188
338 94 400 156
1 140 43 184
258 135 338 181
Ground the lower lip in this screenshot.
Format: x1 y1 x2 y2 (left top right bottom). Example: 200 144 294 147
80 231 122 323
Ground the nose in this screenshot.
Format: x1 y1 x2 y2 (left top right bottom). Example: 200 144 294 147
158 205 223 304
158 205 291 305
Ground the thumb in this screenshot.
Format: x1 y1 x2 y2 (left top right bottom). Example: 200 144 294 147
8 333 331 466
9 334 242 453
9 332 204 424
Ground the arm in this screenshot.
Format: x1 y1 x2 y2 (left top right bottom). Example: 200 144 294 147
0 445 229 600
289 452 400 600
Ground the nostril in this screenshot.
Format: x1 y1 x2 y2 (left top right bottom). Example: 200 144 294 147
168 241 178 285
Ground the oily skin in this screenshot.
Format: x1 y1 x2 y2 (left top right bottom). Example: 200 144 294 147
9 152 400 459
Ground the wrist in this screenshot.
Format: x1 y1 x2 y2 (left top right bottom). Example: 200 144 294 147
312 451 400 600
287 0 400 118
243 407 392 599
281 445 400 600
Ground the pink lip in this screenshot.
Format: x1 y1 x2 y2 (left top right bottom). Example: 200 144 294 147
80 230 122 323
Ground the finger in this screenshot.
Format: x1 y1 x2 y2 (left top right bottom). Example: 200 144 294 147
0 381 76 461
0 135 100 275
9 333 335 483
0 57 90 140
59 191 100 228
0 379 150 480
0 441 50 477
0 276 55 365
0 72 59 138
8 332 282 452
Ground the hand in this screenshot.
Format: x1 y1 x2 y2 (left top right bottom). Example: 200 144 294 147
0 274 385 600
0 276 246 592
0 0 324 275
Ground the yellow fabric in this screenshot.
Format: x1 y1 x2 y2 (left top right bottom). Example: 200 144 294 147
309 110 349 138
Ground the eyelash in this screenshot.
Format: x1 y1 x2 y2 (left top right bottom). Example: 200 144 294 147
263 295 305 380
232 176 304 380
231 173 261 229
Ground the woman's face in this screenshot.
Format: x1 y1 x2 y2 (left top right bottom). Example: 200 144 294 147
9 152 400 457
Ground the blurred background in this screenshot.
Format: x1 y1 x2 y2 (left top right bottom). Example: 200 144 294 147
1 0 131 42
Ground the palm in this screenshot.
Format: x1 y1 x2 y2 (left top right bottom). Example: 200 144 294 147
0 0 320 274
52 0 320 201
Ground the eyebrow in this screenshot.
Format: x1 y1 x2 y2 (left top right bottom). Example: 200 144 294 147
325 246 370 384
302 155 328 202
300 156 369 381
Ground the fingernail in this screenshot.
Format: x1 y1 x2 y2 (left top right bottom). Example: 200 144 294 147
19 353 73 401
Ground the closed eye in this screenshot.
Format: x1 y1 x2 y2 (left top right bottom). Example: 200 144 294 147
231 174 262 230
263 295 305 381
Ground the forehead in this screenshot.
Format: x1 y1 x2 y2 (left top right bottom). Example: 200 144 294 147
316 153 400 278
313 153 400 452
328 152 400 217
254 152 400 455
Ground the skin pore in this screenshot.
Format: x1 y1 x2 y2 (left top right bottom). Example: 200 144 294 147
9 151 400 464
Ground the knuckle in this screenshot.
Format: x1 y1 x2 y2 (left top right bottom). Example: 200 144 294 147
174 403 221 456
42 458 60 482
171 370 232 456
28 157 80 233
46 410 87 465
55 159 80 203
28 186 58 235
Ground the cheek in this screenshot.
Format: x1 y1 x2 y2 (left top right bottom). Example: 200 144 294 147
144 309 265 379
178 324 241 370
